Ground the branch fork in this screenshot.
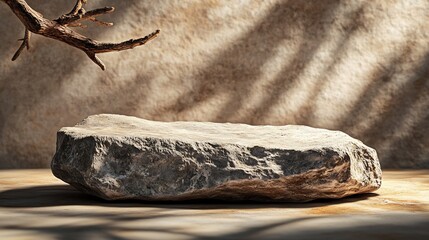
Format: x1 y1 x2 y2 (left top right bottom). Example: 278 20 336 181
2 0 159 70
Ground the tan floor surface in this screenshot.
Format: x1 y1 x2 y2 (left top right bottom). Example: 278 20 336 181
0 169 428 240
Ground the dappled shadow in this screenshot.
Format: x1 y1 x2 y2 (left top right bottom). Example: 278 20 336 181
2 211 428 240
1 224 198 240
339 47 429 168
194 217 318 240
155 1 428 168
0 185 426 240
1 1 428 169
2 170 428 240
124 1 428 169
1 208 201 240
1 2 428 238
0 184 378 209
162 0 344 123
193 214 429 240
2 211 427 240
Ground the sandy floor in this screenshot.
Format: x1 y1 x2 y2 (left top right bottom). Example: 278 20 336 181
0 169 428 240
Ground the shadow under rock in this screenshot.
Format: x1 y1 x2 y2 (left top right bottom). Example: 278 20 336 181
0 184 378 209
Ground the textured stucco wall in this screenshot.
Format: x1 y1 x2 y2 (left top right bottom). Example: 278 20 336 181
0 0 428 168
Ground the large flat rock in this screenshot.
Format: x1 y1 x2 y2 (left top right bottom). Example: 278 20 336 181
51 114 382 202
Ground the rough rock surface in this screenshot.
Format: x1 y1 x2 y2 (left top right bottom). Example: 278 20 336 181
51 114 382 202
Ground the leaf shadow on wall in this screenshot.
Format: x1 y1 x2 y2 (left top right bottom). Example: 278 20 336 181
160 0 428 168
338 48 429 168
162 0 351 124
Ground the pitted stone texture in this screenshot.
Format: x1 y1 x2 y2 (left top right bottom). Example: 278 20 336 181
51 114 382 202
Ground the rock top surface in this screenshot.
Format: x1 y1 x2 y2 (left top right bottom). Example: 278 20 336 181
51 114 382 202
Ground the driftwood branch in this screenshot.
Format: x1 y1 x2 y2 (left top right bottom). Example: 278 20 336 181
55 6 115 26
12 28 31 61
68 0 86 16
2 0 160 70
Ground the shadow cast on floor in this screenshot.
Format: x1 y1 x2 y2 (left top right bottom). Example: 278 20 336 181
2 184 428 240
0 184 378 209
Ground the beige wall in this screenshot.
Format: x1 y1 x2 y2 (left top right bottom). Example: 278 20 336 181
0 0 428 168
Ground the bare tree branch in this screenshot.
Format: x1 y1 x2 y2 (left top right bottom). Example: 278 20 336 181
93 30 160 54
2 0 160 70
86 51 106 70
56 7 114 26
12 28 31 61
87 17 114 27
67 0 87 16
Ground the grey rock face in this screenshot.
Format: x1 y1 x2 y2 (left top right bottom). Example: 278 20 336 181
51 114 382 202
